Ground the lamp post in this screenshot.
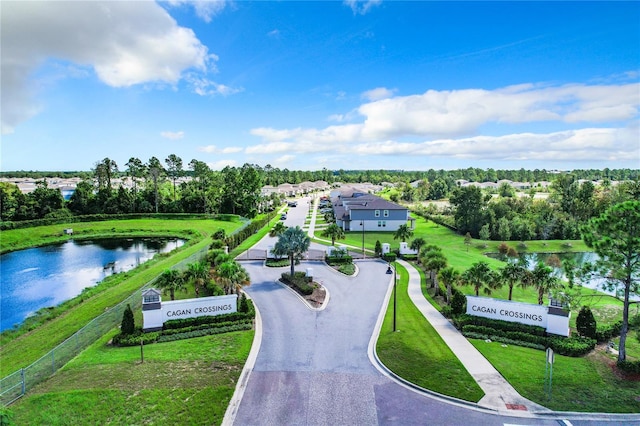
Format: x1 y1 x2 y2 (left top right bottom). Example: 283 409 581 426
360 220 365 259
386 260 397 332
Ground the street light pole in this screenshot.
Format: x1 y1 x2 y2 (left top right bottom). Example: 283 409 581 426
393 261 397 332
361 220 365 259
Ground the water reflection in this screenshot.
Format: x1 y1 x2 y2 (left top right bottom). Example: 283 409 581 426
0 238 184 332
487 251 638 302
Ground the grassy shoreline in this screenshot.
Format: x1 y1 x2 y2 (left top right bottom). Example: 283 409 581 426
0 217 244 376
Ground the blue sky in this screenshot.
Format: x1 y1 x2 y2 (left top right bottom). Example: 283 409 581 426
2 1 639 172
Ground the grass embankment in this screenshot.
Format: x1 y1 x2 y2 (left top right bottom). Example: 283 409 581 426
376 264 484 402
472 340 640 412
0 218 243 376
8 330 254 425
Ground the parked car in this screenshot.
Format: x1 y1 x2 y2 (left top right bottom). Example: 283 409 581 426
280 213 287 220
287 201 298 207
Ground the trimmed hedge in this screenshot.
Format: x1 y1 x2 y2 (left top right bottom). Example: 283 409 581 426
281 271 315 295
157 323 253 343
325 255 353 264
457 315 596 357
454 314 546 336
595 321 623 342
163 302 255 330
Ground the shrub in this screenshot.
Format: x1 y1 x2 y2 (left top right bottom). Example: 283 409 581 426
441 305 453 318
498 243 510 255
163 310 253 330
595 320 623 342
517 242 528 250
548 335 596 357
375 240 382 257
450 289 467 315
209 239 225 249
212 228 226 240
382 253 397 263
326 255 353 264
576 306 597 339
281 271 314 295
120 304 135 335
454 314 546 336
617 360 640 374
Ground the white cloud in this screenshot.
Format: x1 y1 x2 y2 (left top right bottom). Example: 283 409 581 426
245 127 638 163
161 131 185 140
273 155 296 166
361 87 396 101
208 159 237 170
167 0 230 23
1 1 215 134
187 75 243 96
267 29 280 38
198 145 243 154
344 0 382 15
249 81 639 144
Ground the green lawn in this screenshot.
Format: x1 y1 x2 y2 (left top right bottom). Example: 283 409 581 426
471 339 640 412
8 329 254 425
376 264 484 402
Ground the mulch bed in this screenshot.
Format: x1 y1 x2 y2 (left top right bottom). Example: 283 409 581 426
279 279 326 308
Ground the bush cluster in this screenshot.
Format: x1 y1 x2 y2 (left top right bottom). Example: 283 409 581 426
163 306 254 330
157 323 253 343
453 314 546 336
382 253 397 262
224 215 271 251
325 255 353 264
617 360 640 374
459 318 596 357
281 271 314 295
595 321 623 342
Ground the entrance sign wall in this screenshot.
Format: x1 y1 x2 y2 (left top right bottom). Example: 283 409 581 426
142 289 237 331
466 296 570 336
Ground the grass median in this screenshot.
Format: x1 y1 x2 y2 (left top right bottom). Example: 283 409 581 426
376 263 484 402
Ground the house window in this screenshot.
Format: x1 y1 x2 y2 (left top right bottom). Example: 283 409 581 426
383 210 389 217
375 210 380 217
382 221 386 227
378 221 382 227
143 294 160 303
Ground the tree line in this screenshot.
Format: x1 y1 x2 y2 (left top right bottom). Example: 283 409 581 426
420 174 640 241
0 156 264 222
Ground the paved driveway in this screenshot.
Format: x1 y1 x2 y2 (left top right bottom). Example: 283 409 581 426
232 260 570 425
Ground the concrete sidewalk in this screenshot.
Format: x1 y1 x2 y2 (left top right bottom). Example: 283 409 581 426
396 258 551 415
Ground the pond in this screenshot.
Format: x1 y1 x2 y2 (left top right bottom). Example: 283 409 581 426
0 237 185 332
487 251 639 302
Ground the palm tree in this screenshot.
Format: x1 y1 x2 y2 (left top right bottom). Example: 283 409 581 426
216 261 250 295
531 261 561 305
184 261 209 297
421 247 447 289
273 226 311 277
269 221 287 237
410 237 426 259
500 261 525 301
155 269 186 300
462 261 497 297
438 266 460 303
393 223 414 242
321 223 345 246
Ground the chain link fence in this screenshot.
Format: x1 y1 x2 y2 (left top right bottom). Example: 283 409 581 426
0 246 208 406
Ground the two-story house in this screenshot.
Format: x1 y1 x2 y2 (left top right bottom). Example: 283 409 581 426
331 190 413 232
